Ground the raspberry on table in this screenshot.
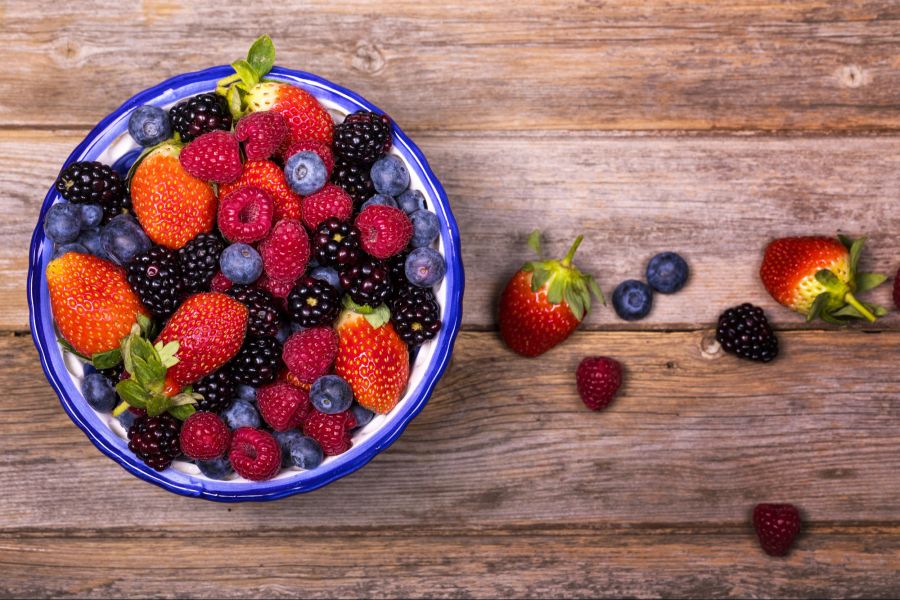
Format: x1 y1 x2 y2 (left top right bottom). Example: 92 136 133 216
229 427 282 481
575 356 623 411
753 503 802 556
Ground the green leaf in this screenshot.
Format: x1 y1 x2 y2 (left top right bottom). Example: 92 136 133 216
870 304 889 318
806 292 830 322
145 392 170 417
232 59 260 88
362 304 391 329
527 230 542 258
546 276 564 305
856 272 887 293
137 313 153 337
564 286 585 321
530 266 552 292
226 85 244 119
848 236 866 276
168 404 196 421
132 356 164 393
58 338 89 361
838 234 854 250
116 379 150 409
819 310 846 325
585 275 605 305
216 73 242 96
154 341 180 369
120 331 136 376
246 35 275 77
832 304 864 319
91 348 122 370
814 269 843 290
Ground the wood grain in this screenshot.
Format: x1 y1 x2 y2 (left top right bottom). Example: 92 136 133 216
1 1 899 131
3 130 898 332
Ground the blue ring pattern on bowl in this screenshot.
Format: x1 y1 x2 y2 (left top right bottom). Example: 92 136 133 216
27 66 464 501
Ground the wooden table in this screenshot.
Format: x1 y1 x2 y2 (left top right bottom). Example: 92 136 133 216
2 1 899 597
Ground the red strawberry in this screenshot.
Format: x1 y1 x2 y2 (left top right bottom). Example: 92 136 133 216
760 235 885 323
131 142 217 249
302 184 354 230
235 111 288 160
575 357 623 411
156 292 248 387
284 139 334 176
218 160 302 222
354 205 412 259
229 427 281 481
303 409 357 456
259 219 310 282
217 186 275 243
752 503 802 557
257 381 312 431
46 252 149 356
283 327 338 385
893 267 899 309
179 130 242 183
179 411 230 460
335 307 409 414
499 231 603 357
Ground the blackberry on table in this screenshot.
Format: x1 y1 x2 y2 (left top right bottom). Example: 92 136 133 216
54 161 129 223
332 111 392 165
716 303 779 363
392 286 442 346
229 336 282 386
331 157 375 205
313 218 361 269
340 259 392 307
193 369 236 414
169 93 233 143
226 285 284 338
128 413 182 471
288 275 341 327
126 245 185 319
178 233 225 293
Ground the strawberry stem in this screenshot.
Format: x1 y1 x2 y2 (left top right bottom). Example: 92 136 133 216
561 235 584 268
844 292 877 322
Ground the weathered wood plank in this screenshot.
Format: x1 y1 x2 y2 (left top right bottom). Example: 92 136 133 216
2 331 898 530
3 131 898 331
1 527 898 598
1 1 899 131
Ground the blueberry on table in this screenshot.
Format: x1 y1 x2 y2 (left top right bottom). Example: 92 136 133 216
44 203 83 244
409 210 440 248
284 151 328 196
646 252 689 294
128 105 172 147
220 243 263 285
405 247 446 287
397 189 426 214
222 399 261 430
310 375 353 414
370 155 410 196
100 214 151 265
612 279 653 321
81 372 117 412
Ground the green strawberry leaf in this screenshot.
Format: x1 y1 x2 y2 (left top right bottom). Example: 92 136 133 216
546 275 564 305
832 304 865 319
116 379 150 409
216 73 242 96
870 304 889 318
819 310 846 325
246 34 275 78
848 236 866 277
58 338 89 361
145 392 170 417
806 293 830 322
564 286 585 321
362 304 391 329
154 341 180 369
527 229 542 258
226 85 244 120
530 265 552 292
231 59 260 89
838 234 854 251
585 275 605 305
137 313 154 337
856 272 887 293
168 404 196 421
91 348 122 370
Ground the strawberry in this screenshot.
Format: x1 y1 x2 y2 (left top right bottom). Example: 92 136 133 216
218 160 302 222
179 130 242 183
46 252 148 356
334 304 409 414
499 231 603 357
752 503 802 557
130 142 217 249
235 110 288 160
760 235 886 323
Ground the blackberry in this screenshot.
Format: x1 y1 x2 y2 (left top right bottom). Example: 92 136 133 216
229 336 282 386
387 250 410 292
168 93 233 143
193 369 236 414
332 111 392 165
313 218 362 269
178 233 225 293
288 275 341 327
331 157 376 205
716 303 779 363
340 259 392 307
54 161 129 223
392 286 442 346
126 245 185 318
98 364 125 387
127 413 182 471
226 285 284 337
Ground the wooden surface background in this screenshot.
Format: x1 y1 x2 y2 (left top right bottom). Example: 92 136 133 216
1 0 899 597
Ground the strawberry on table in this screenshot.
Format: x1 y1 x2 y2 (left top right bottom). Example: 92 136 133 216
499 231 604 357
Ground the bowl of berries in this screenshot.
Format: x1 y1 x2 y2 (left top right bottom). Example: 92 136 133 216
27 36 463 501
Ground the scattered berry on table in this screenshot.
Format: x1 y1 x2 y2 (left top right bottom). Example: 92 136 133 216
100 214 151 265
193 369 236 414
405 247 446 288
128 105 172 147
288 275 341 327
284 151 328 196
310 374 353 414
350 403 375 430
753 503 802 557
646 251 689 294
333 110 392 165
310 266 342 290
229 335 283 387
355 205 413 259
331 157 376 204
219 159 302 222
397 189 426 214
301 184 354 231
370 155 410 197
341 259 393 307
257 381 312 431
177 233 225 294
77 227 109 260
179 411 231 461
52 243 88 259
392 286 442 345
611 279 653 321
125 245 186 318
229 427 281 481
312 218 361 270
81 372 117 412
409 209 440 248
44 203 83 244
575 357 623 411
283 326 339 385
893 267 900 309
222 398 261 430
79 204 104 229
235 110 288 161
55 161 128 223
303 409 357 456
716 303 779 363
196 455 233 480
168 92 232 143
283 139 334 176
259 219 310 283
218 186 275 244
127 413 182 471
361 194 398 211
220 243 263 285
179 130 243 184
274 431 324 470
226 285 284 337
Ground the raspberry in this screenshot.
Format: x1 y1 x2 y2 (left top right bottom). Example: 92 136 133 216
218 186 275 244
127 414 182 471
179 411 230 460
259 219 310 283
211 271 233 293
354 205 413 259
255 273 293 310
303 409 357 456
257 381 312 431
301 184 354 231
753 503 802 556
283 327 338 385
219 160 302 222
179 130 242 184
229 427 281 481
235 111 288 161
575 357 623 411
284 139 334 176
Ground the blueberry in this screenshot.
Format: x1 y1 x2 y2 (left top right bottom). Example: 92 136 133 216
112 149 141 178
310 266 341 290
370 155 410 196
236 384 257 403
291 321 307 334
197 456 233 480
274 431 324 470
116 408 140 430
128 105 172 147
100 214 151 265
397 189 426 214
275 321 292 344
53 242 89 259
361 194 398 211
222 399 260 429
646 252 689 294
409 210 440 248
350 403 375 430
220 243 263 285
44 203 83 244
80 204 104 229
273 430 305 467
77 227 109 259
612 280 653 321
284 151 327 196
81 372 117 412
405 247 446 287
310 375 353 414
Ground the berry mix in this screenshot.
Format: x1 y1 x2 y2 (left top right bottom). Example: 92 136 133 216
43 37 447 482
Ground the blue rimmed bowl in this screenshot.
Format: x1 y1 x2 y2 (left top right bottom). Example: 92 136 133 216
27 66 464 501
